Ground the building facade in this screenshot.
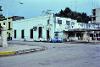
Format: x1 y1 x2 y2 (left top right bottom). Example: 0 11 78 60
92 8 100 23
12 14 55 41
12 14 100 42
12 7 100 42
55 17 100 41
0 18 13 40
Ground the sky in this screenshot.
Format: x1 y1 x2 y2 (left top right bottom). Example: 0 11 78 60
0 0 100 18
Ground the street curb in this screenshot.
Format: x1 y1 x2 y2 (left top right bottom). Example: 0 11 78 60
0 47 46 57
0 51 16 56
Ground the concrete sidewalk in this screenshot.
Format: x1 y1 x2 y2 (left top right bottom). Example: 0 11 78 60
0 44 46 57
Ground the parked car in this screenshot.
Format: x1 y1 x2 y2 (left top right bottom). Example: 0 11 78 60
97 37 100 40
50 37 63 43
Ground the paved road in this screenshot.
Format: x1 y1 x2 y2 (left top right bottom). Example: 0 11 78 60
0 41 100 67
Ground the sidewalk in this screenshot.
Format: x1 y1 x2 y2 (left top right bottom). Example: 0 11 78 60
68 40 100 44
0 44 46 57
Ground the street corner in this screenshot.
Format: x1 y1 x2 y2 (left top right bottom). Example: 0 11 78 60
0 45 46 57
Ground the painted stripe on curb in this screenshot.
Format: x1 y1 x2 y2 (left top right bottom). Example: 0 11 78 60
0 51 16 56
0 47 46 57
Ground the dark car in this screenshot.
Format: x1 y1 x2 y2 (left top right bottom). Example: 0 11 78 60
50 37 63 43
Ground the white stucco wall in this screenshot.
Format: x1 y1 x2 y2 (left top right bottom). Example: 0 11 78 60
12 14 55 41
55 17 72 31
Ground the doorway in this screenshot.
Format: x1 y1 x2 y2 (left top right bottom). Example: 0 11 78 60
47 30 50 41
30 29 33 39
38 27 42 38
21 30 24 39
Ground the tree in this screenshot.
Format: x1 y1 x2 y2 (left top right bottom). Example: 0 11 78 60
55 7 91 23
63 7 71 17
0 6 5 21
59 9 64 17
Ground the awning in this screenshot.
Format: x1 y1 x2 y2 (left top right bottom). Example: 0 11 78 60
68 28 100 32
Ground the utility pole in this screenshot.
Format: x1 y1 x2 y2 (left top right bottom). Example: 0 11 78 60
92 0 95 9
42 9 53 41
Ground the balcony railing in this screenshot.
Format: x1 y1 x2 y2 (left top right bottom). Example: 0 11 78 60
64 22 100 30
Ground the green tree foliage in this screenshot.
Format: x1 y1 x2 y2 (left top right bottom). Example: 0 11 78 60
55 7 91 23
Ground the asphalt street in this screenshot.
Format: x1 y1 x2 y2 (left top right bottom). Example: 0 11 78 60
0 41 100 67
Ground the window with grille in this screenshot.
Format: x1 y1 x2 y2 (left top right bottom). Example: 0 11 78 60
58 20 62 24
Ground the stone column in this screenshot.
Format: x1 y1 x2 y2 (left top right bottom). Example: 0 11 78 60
1 25 8 47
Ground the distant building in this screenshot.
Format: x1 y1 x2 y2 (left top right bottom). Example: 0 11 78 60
9 16 24 21
92 8 100 23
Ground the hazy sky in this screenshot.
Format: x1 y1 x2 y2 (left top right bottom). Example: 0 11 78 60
0 0 100 18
